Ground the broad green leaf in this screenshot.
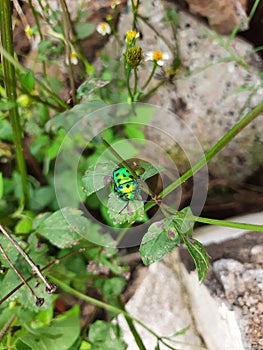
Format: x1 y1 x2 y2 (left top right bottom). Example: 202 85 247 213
0 119 13 141
101 277 126 299
88 320 126 350
180 235 210 282
45 100 107 133
140 219 179 265
139 161 164 181
19 70 35 92
107 192 144 225
173 207 195 236
15 216 32 234
0 172 3 199
35 208 87 248
0 234 19 267
82 162 116 197
76 23 95 39
124 124 145 142
18 306 80 350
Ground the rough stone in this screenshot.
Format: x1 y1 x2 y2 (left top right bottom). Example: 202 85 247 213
100 0 263 183
118 258 203 350
184 0 248 34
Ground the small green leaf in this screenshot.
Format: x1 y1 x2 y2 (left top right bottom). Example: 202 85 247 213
15 216 32 234
35 208 87 248
0 234 20 267
18 306 80 350
140 219 179 265
88 321 126 350
82 162 117 197
124 124 145 142
75 23 96 39
0 172 3 199
180 235 210 282
19 70 35 92
139 161 164 181
107 192 144 225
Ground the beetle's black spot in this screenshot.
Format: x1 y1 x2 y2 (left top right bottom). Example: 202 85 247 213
129 175 133 179
117 178 121 183
115 172 120 177
126 184 130 188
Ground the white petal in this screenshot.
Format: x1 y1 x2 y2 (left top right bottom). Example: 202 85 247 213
157 60 164 66
162 53 170 60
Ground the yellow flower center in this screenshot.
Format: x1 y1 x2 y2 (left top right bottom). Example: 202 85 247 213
71 52 77 59
152 51 163 61
126 30 137 40
101 22 108 31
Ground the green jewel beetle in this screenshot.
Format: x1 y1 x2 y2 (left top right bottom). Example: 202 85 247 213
113 167 140 202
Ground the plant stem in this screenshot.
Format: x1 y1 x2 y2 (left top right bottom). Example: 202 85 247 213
172 210 263 232
50 275 179 350
0 224 56 293
126 66 134 102
0 0 29 207
59 0 77 105
28 0 47 77
0 45 69 111
142 63 157 91
158 99 263 200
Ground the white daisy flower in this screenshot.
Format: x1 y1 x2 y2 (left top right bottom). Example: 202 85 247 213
111 0 121 9
145 51 169 66
65 51 78 65
96 22 111 36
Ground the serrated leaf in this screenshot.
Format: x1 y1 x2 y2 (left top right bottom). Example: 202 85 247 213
140 220 179 265
20 70 35 92
88 320 126 350
35 208 87 248
76 22 95 39
0 172 3 199
173 207 195 236
107 192 144 225
0 234 20 267
180 235 210 282
139 161 164 181
18 306 80 350
82 162 116 197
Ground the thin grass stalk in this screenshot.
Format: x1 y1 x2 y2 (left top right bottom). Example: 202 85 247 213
0 0 29 207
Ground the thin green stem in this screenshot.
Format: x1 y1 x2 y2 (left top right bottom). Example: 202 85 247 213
157 99 263 201
0 45 69 111
59 0 77 105
142 63 157 91
0 0 29 207
133 68 138 99
248 0 260 22
126 66 134 102
50 275 179 350
137 13 174 54
28 0 47 77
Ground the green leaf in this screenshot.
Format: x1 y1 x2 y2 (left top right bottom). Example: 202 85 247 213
107 192 144 225
0 172 3 199
140 219 179 265
0 119 13 141
139 161 164 181
15 216 32 234
0 234 20 267
75 23 95 39
102 277 126 299
82 162 116 197
19 70 35 92
88 321 126 350
18 306 80 350
35 208 88 248
45 100 107 133
124 124 145 142
180 235 210 282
